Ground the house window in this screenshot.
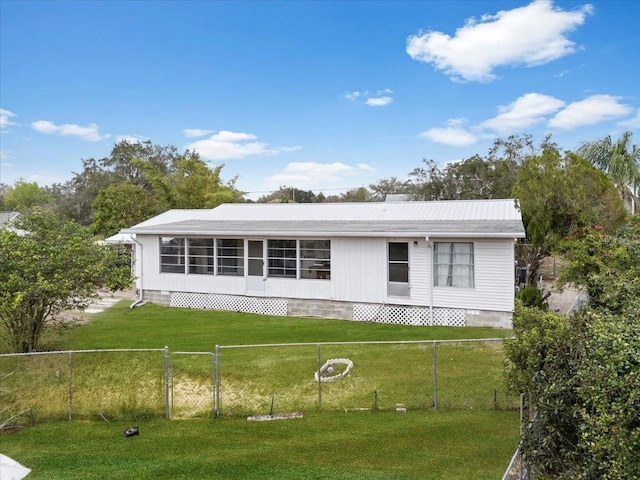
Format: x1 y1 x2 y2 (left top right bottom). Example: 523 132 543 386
300 240 331 279
160 237 185 273
217 238 244 276
188 238 214 275
268 239 297 278
388 242 409 296
434 242 474 288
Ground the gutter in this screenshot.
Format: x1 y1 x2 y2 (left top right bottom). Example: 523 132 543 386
129 235 145 309
426 237 434 325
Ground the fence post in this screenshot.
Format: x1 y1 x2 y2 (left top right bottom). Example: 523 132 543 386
68 351 73 421
163 346 170 419
215 345 220 418
317 343 322 411
433 341 438 410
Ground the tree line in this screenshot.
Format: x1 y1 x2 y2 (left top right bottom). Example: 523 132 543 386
2 132 638 282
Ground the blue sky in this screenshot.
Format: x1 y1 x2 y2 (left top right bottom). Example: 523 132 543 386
1 0 639 199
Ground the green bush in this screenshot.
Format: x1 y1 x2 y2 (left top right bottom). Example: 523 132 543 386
516 285 547 310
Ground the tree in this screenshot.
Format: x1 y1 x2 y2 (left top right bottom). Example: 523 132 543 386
0 183 7 210
368 177 408 201
512 150 626 284
577 131 640 214
48 140 245 225
49 157 120 225
256 186 323 203
89 183 160 238
405 135 546 202
4 179 54 212
331 186 376 202
557 216 640 314
505 219 640 479
168 159 244 209
503 303 580 476
0 211 132 352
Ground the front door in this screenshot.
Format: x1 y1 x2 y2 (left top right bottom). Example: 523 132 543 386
246 240 265 292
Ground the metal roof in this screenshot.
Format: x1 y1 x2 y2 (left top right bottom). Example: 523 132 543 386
0 211 20 226
121 199 525 238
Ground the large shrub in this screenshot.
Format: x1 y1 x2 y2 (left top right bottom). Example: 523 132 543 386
505 218 640 478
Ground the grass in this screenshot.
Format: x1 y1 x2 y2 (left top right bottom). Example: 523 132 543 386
1 411 518 480
1 300 518 478
58 301 511 351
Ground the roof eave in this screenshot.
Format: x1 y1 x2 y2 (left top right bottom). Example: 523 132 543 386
121 229 525 238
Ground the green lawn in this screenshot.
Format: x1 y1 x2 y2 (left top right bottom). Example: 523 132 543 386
1 411 518 480
1 301 518 479
58 301 511 351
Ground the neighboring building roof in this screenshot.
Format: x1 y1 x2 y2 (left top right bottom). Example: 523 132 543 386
384 194 412 202
0 211 20 227
104 233 136 244
121 200 526 239
0 212 25 235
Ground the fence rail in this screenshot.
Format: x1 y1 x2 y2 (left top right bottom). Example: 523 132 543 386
1 338 515 426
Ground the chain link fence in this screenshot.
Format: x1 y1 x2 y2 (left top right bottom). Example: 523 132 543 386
1 339 516 426
0 349 167 427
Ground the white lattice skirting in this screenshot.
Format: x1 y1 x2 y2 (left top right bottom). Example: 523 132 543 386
170 292 288 316
167 292 465 326
353 304 466 327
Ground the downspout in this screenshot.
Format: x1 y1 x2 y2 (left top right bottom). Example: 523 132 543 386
129 235 145 309
426 237 433 326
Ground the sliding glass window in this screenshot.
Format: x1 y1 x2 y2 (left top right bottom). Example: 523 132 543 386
160 237 186 273
268 239 297 278
188 238 214 275
217 239 244 276
300 240 331 279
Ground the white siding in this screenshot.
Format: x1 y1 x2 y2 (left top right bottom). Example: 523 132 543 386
432 239 515 312
409 239 432 304
331 238 386 302
135 234 515 314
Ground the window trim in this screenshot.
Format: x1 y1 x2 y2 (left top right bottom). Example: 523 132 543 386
387 241 410 297
433 241 475 288
216 238 245 276
300 239 331 280
267 239 298 279
160 237 186 274
159 236 331 280
187 237 214 275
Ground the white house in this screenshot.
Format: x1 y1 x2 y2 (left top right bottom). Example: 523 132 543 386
119 199 526 328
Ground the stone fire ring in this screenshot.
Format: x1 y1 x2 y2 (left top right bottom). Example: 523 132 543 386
314 358 354 383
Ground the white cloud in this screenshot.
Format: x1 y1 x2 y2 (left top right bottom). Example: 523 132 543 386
480 93 565 133
345 89 394 106
356 163 376 172
277 146 303 153
186 130 299 161
0 149 10 161
366 96 393 107
407 0 594 82
265 162 375 188
183 128 213 138
420 119 477 146
31 120 110 141
0 109 19 129
617 108 640 129
549 94 632 129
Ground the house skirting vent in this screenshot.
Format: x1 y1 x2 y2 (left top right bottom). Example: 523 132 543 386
170 292 288 316
353 304 466 327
